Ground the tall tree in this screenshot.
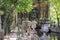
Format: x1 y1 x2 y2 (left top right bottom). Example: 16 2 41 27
0 0 33 35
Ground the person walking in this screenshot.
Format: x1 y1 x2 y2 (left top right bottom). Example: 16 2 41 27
39 33 50 40
41 21 50 35
31 20 37 31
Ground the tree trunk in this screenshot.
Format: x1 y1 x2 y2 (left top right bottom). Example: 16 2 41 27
57 18 59 27
56 12 59 27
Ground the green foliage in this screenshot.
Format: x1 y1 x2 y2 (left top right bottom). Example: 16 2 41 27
0 10 4 15
39 17 48 23
15 0 33 13
0 0 3 8
49 0 60 23
0 0 33 13
0 0 33 35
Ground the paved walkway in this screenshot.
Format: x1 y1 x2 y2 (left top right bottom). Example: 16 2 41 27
4 27 18 40
4 27 60 40
4 27 39 40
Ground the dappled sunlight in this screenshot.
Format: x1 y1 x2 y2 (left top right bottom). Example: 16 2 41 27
0 0 60 40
